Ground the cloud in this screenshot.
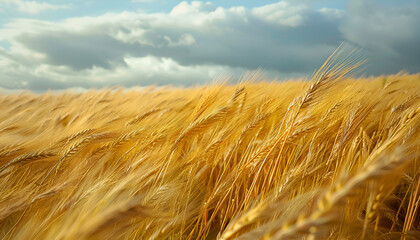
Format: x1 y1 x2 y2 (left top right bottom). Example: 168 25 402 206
0 53 239 92
339 0 420 74
0 0 419 92
16 31 129 70
9 2 341 71
0 0 68 14
252 1 308 27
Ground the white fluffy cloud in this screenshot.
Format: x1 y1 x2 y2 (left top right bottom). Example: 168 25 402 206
252 1 308 27
0 0 419 92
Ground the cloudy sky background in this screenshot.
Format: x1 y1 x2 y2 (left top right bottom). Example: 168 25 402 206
0 0 419 92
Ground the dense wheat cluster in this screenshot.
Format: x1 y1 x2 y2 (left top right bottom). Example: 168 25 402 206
0 51 419 239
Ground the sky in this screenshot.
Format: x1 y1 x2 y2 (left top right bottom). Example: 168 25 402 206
0 0 419 92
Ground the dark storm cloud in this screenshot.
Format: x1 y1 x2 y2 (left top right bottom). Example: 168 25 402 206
340 0 420 75
16 32 130 70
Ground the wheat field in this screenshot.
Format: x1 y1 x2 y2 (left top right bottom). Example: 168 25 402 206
0 50 419 239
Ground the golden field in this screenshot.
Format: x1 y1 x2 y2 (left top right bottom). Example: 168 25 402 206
0 52 419 239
